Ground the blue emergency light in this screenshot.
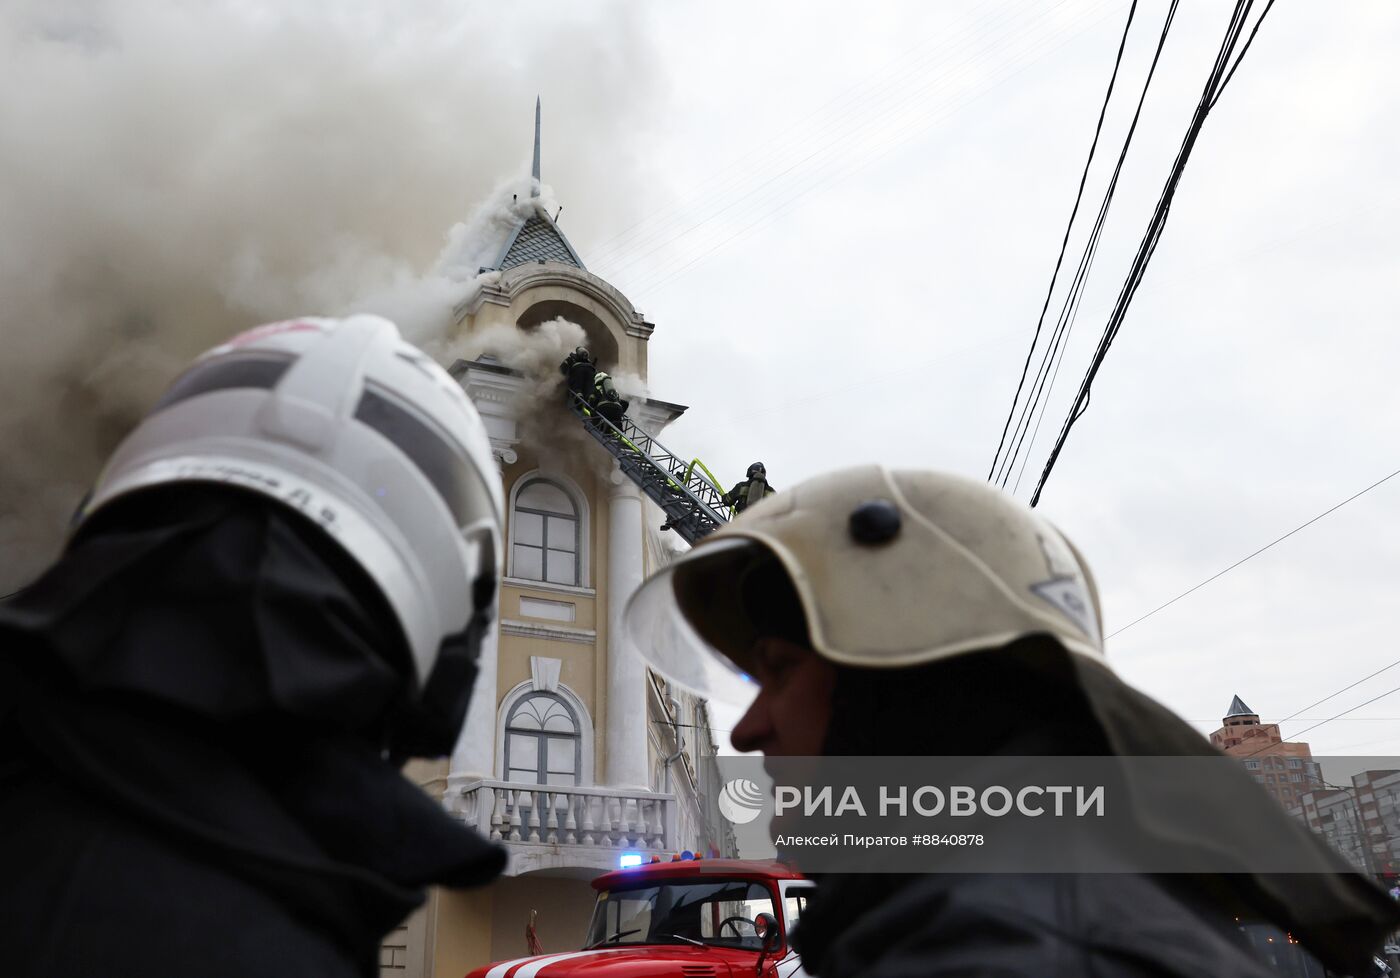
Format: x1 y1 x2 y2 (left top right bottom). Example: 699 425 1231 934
619 853 644 869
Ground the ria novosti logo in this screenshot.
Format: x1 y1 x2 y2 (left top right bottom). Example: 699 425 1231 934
718 779 766 825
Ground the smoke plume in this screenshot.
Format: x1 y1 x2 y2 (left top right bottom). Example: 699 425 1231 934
0 0 662 589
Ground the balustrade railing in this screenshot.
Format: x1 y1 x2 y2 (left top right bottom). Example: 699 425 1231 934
455 780 677 853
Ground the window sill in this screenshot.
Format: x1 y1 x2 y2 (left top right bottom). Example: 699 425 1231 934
503 577 597 598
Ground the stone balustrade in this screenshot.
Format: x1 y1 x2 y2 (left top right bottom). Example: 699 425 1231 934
453 780 678 872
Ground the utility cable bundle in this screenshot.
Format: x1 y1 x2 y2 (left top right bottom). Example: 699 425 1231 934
987 0 1277 505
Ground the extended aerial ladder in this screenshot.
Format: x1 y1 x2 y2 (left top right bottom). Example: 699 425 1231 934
566 391 731 545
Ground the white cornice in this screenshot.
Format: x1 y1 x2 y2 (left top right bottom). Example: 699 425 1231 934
499 618 597 646
499 264 644 334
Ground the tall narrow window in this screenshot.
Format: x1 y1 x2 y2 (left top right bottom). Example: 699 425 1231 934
504 692 581 785
512 479 580 586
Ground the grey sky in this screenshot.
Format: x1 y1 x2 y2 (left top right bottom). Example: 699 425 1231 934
4 1 1397 756
572 1 1400 755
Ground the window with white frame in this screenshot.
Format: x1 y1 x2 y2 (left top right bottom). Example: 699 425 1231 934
504 691 581 785
512 479 580 586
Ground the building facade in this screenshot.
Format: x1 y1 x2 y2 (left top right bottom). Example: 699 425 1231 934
1212 696 1400 879
1292 769 1400 879
1210 695 1319 812
381 116 736 977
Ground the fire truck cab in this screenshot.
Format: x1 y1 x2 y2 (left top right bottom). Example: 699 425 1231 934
468 858 813 978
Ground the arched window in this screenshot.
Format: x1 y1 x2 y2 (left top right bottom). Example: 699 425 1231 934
511 478 580 586
504 692 581 785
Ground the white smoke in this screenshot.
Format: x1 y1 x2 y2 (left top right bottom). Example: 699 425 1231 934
447 314 614 465
449 317 585 377
0 0 662 589
352 177 559 347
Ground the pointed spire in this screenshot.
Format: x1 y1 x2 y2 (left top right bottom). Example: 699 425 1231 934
530 96 541 198
1225 694 1256 719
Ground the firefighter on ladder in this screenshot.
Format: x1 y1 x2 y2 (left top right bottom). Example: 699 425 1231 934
559 347 596 399
722 462 775 514
589 370 628 429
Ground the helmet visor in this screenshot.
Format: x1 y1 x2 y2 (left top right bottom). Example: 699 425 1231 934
626 536 804 708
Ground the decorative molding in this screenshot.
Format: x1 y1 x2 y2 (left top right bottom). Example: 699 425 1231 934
500 618 597 645
530 656 562 692
499 264 641 333
495 679 596 784
503 576 596 599
608 465 641 501
625 314 656 341
459 280 513 318
633 399 688 435
492 445 519 465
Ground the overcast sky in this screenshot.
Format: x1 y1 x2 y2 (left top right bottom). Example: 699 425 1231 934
575 0 1400 756
4 1 1398 757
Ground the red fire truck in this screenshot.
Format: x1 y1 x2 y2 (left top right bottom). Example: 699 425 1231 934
467 857 813 978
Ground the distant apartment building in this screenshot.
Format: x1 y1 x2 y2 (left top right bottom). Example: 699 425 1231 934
1210 695 1319 811
1213 697 1400 878
1292 769 1400 878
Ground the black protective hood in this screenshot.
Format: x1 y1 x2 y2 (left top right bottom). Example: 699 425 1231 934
0 487 505 960
812 637 1400 977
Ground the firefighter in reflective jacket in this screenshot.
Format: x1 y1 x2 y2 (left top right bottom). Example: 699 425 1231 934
589 371 628 428
722 462 775 514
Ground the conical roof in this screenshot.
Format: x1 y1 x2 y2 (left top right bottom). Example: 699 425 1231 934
497 213 585 271
1224 694 1257 719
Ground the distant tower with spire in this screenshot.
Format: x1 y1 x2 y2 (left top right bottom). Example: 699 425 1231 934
1210 694 1319 812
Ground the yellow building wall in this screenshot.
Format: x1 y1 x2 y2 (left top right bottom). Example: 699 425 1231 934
429 886 496 978
496 452 612 778
487 876 598 961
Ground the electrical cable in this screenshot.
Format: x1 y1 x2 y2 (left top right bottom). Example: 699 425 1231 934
995 0 1179 490
1028 0 1276 507
987 0 1139 485
1108 464 1400 640
1209 0 1278 110
1243 681 1400 759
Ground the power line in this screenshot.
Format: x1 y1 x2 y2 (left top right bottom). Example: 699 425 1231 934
1107 464 1400 639
994 0 1180 491
988 0 1140 485
1209 0 1278 111
1029 0 1277 507
1273 661 1400 731
1244 681 1400 758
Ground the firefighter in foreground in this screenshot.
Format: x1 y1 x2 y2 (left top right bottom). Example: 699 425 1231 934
722 461 775 514
0 316 507 977
626 465 1400 977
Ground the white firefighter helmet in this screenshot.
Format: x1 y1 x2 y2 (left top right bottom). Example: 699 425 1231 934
626 464 1104 703
78 314 504 689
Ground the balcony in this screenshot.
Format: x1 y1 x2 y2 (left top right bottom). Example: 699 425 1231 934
452 778 679 875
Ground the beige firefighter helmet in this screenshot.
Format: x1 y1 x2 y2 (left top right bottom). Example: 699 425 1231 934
625 464 1105 703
